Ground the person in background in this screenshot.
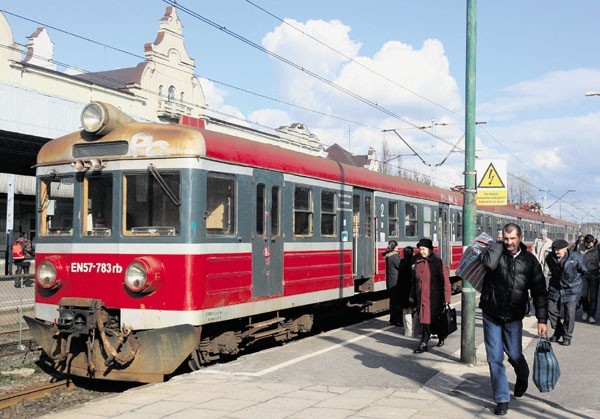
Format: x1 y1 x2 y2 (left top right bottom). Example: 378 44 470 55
383 240 402 326
480 223 548 416
532 229 553 285
573 235 586 253
546 239 587 346
580 234 598 323
398 246 415 337
411 238 451 354
528 228 553 316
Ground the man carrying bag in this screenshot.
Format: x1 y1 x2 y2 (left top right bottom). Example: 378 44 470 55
480 223 548 416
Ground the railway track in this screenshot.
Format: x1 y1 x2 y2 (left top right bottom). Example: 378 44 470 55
0 379 70 409
0 338 38 358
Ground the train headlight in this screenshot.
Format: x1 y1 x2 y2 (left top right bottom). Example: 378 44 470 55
124 257 163 294
37 259 64 289
81 102 105 133
80 102 134 136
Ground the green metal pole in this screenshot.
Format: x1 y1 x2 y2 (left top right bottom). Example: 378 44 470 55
461 0 477 365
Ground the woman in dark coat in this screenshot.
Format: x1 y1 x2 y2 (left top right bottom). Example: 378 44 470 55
383 240 402 326
411 238 452 353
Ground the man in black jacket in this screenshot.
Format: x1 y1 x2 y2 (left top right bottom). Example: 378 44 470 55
480 223 548 416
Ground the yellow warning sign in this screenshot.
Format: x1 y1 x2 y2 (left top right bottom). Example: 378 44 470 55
476 189 508 206
478 163 505 189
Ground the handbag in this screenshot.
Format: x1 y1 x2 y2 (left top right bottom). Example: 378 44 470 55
456 232 494 293
431 304 457 336
533 337 561 392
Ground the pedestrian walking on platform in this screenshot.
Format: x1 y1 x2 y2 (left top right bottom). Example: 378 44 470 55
383 240 402 326
398 246 416 336
546 238 588 346
480 223 548 416
411 238 451 354
580 234 599 323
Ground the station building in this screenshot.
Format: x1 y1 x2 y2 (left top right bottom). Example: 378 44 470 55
0 7 378 268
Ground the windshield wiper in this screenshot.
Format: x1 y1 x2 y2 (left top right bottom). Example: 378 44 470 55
148 164 181 207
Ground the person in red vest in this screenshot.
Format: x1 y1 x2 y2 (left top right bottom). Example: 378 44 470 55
13 232 33 287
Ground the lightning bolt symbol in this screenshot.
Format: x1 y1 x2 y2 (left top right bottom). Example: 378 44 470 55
488 171 495 185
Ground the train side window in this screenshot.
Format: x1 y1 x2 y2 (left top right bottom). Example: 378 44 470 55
256 184 265 235
123 172 181 236
205 174 236 236
294 186 313 236
405 203 418 237
272 186 280 236
83 174 112 237
39 176 74 237
352 195 360 237
388 201 399 237
321 190 337 236
456 211 463 239
423 207 432 237
364 196 372 237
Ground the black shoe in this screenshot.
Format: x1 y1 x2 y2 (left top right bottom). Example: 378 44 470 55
494 402 509 415
560 338 571 346
413 343 428 354
437 338 445 347
549 334 562 343
514 378 528 397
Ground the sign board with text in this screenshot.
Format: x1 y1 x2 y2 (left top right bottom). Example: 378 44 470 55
476 159 507 206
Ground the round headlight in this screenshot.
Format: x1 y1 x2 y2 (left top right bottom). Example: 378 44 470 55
124 257 163 294
37 260 59 289
124 262 147 292
81 102 105 133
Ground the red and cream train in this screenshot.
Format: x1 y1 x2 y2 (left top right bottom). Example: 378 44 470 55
26 102 577 382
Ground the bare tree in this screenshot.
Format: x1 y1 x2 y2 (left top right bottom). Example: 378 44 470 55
508 172 535 204
380 137 393 175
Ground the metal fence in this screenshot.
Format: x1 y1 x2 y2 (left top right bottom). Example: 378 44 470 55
0 274 35 339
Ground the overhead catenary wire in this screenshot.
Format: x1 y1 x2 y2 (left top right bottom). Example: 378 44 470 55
1 5 581 204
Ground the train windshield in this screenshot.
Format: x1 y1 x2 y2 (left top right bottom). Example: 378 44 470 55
123 171 181 236
39 176 75 237
83 174 113 237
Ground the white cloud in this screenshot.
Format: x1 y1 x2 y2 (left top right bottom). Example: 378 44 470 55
479 68 600 121
248 108 292 128
261 19 461 125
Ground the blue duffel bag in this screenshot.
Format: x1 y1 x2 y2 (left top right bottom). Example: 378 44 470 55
533 337 561 393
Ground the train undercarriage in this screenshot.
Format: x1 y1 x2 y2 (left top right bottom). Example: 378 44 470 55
25 290 389 383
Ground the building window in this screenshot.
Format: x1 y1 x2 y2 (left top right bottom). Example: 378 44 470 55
168 85 176 102
388 201 399 237
294 186 313 236
321 190 337 236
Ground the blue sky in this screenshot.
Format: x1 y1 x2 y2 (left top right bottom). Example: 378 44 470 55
3 1 600 223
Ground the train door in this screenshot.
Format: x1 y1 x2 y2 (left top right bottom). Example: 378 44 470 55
352 188 375 279
252 169 283 298
438 203 451 266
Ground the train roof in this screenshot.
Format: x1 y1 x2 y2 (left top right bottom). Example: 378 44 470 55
37 114 577 227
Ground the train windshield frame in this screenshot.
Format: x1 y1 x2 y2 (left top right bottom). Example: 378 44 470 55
38 176 75 237
123 170 181 237
83 173 113 237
